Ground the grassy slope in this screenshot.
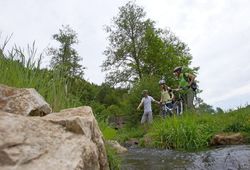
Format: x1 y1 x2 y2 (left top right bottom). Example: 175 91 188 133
113 107 250 151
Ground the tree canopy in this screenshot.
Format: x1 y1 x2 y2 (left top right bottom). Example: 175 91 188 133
102 1 194 87
48 25 85 78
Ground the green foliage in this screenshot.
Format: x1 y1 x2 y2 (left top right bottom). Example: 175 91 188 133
106 105 123 116
90 101 106 119
99 121 120 170
223 122 244 132
196 102 215 113
115 126 145 144
99 121 117 140
141 28 193 87
215 107 224 113
223 108 250 133
102 1 150 86
106 145 121 170
102 1 194 87
96 84 126 106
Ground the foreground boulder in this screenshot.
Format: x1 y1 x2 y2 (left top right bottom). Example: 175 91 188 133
0 84 51 116
0 106 109 170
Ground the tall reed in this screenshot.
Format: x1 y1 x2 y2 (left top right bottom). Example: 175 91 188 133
0 42 82 111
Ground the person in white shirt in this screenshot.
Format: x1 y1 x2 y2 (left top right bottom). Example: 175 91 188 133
137 90 159 126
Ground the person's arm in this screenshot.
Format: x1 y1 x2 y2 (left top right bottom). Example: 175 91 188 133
169 91 174 100
160 92 163 103
137 98 144 110
151 96 160 104
187 73 196 87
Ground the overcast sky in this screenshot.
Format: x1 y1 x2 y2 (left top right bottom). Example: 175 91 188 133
1 0 250 110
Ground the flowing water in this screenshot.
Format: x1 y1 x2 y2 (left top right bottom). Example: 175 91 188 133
120 145 250 170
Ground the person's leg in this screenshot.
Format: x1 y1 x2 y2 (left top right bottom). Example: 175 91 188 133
161 104 166 118
182 93 188 111
186 89 195 110
141 112 149 132
142 112 152 132
141 112 146 124
148 111 153 124
166 103 173 116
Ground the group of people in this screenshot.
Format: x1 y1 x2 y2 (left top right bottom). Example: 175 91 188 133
137 66 197 126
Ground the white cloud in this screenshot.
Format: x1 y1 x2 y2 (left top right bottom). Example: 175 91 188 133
207 82 250 103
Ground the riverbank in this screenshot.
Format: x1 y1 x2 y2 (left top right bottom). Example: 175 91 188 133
109 106 250 152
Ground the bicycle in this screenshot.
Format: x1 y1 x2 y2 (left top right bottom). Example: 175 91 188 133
172 88 185 116
160 101 174 118
172 93 184 116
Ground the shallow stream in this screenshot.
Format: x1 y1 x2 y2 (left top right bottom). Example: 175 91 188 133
120 145 250 170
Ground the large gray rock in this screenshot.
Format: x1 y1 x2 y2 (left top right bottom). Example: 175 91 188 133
0 106 109 170
0 84 51 116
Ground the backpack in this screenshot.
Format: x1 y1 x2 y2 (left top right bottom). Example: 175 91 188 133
183 73 198 91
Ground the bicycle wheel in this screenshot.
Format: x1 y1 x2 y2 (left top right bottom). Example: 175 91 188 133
179 100 183 115
174 100 183 116
160 104 167 118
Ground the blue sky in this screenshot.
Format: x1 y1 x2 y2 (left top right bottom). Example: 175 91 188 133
0 0 250 110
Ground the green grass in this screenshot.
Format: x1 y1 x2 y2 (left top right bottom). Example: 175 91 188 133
105 144 121 170
99 121 117 140
115 126 145 144
146 107 250 151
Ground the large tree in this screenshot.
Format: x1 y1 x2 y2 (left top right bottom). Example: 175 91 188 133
102 1 194 87
102 1 153 86
48 25 84 78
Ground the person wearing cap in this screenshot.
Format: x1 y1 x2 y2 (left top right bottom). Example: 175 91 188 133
173 66 196 110
159 79 174 117
137 90 159 128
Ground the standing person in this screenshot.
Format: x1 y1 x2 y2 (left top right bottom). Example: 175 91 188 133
159 79 174 118
137 90 159 130
173 66 197 110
